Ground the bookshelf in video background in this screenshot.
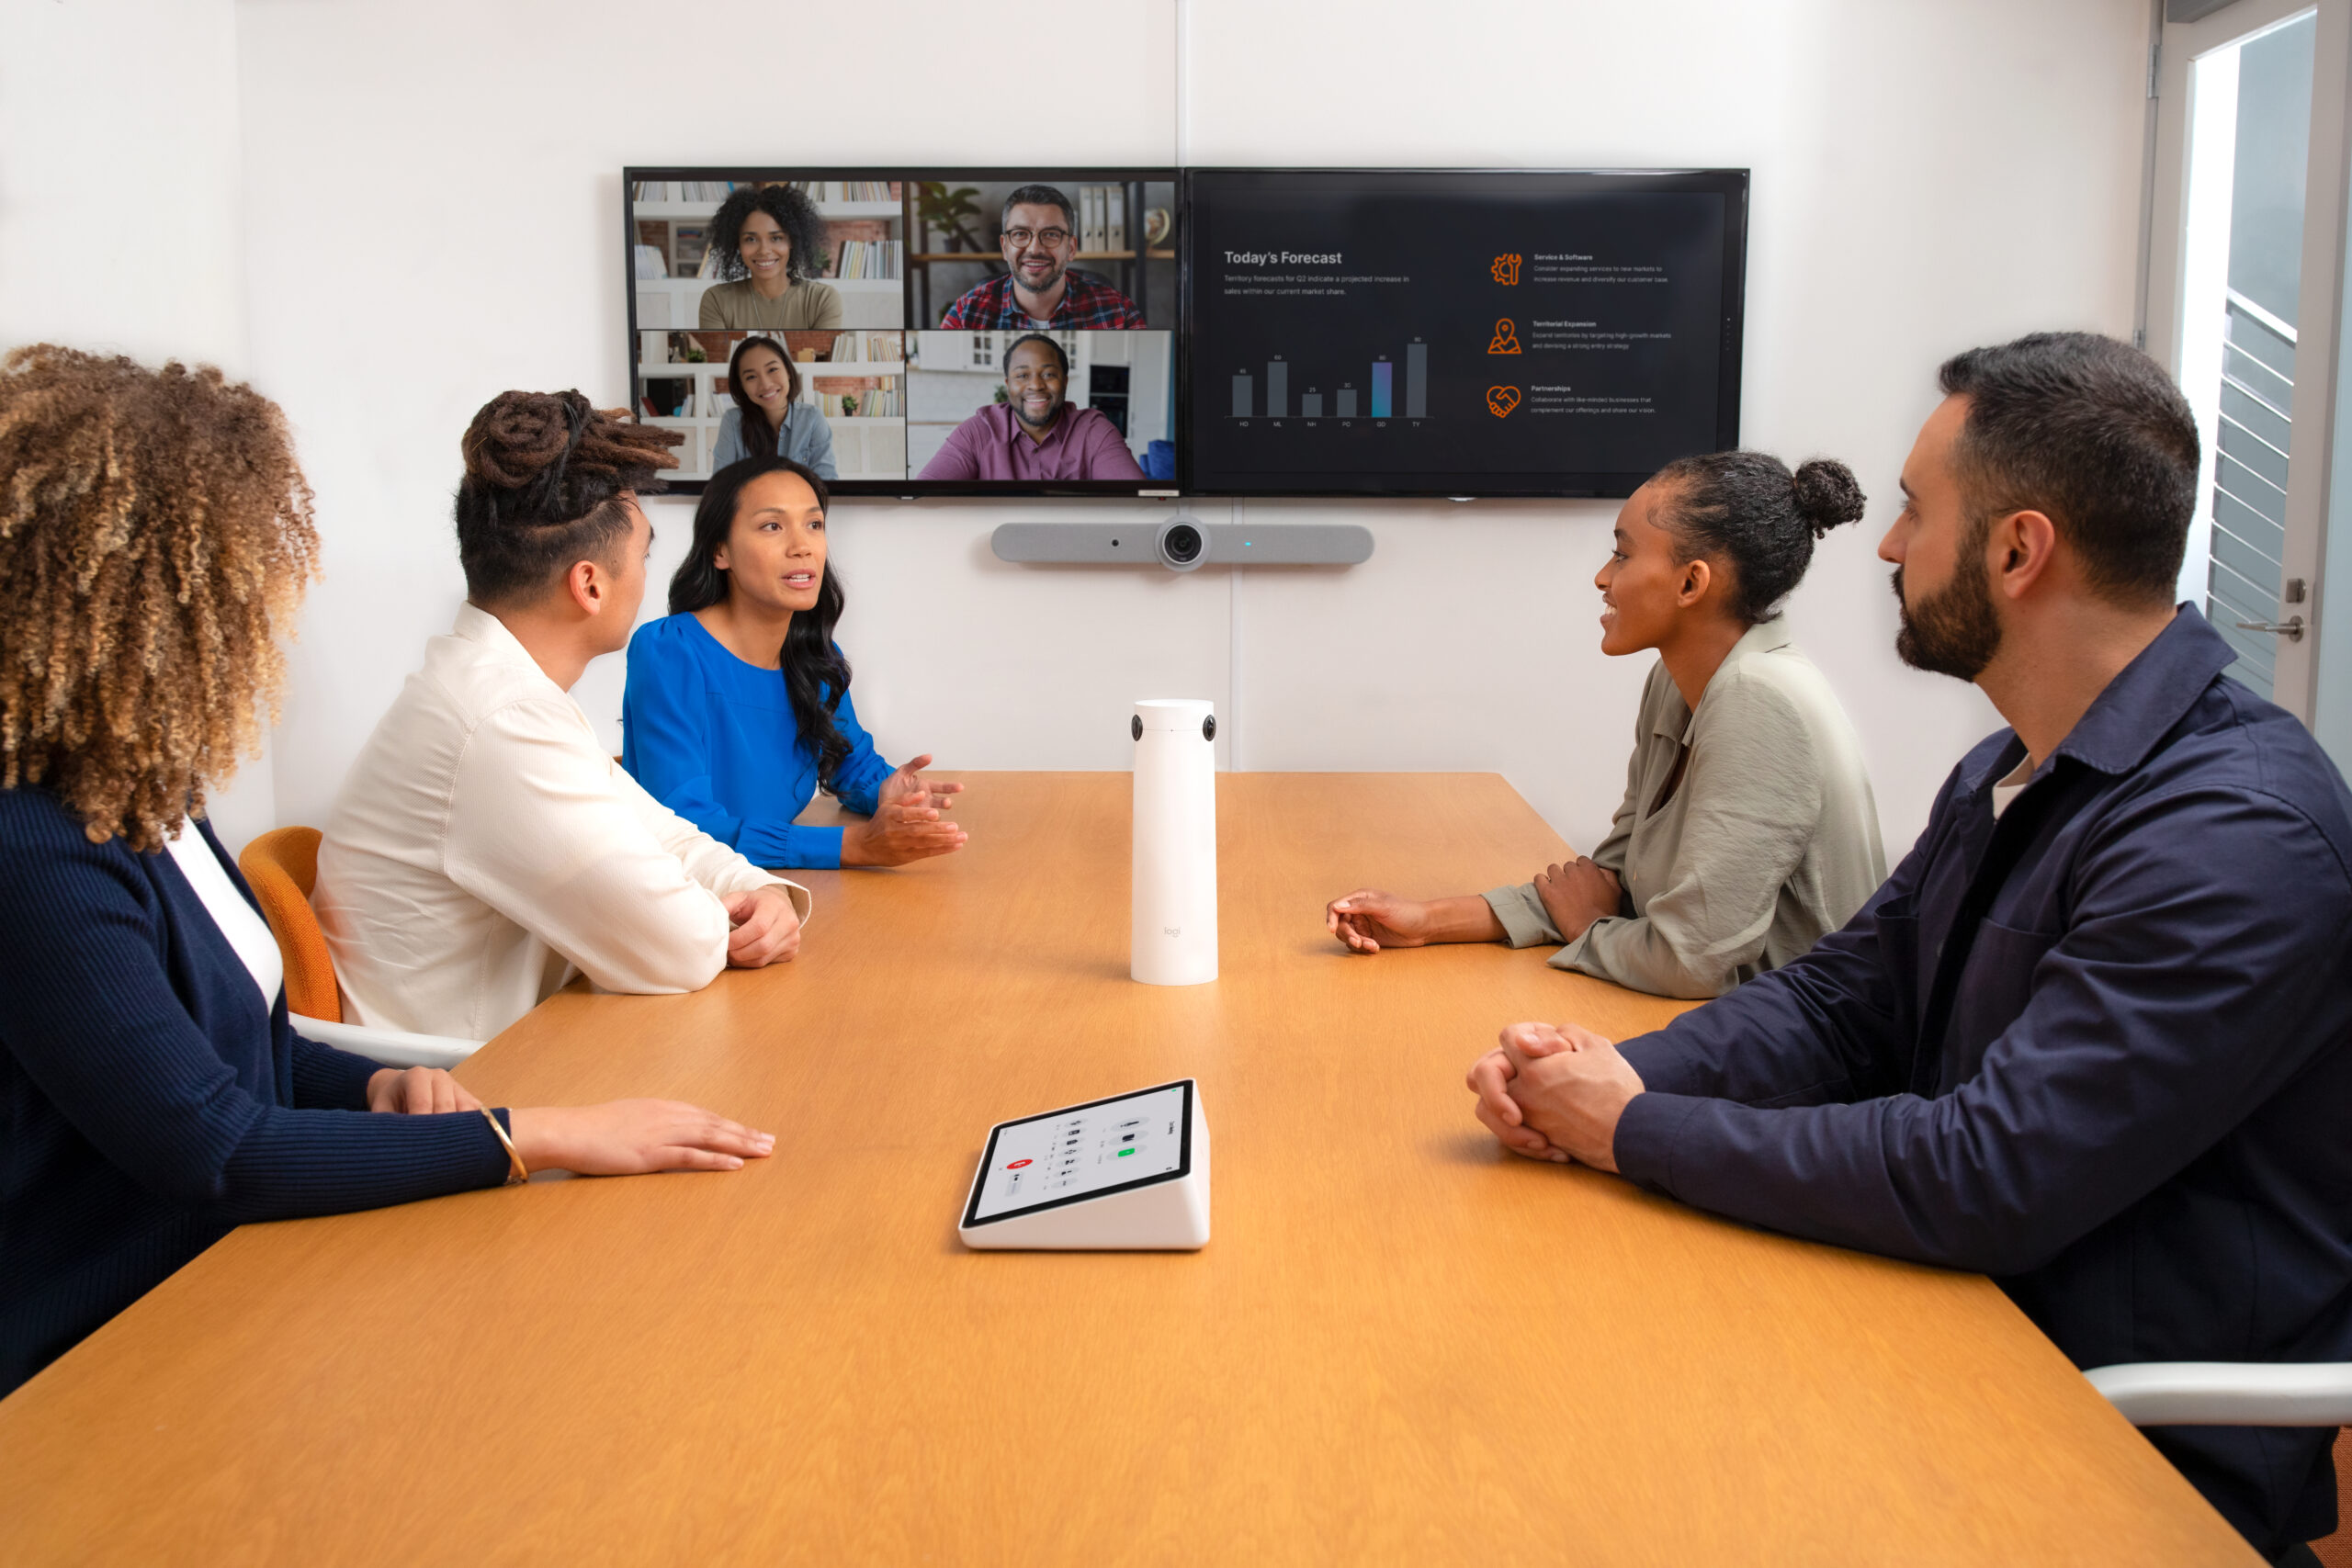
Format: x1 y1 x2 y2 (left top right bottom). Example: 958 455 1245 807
632 180 907 481
638 330 907 482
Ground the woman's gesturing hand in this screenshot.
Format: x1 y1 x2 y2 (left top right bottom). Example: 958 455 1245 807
843 755 969 866
507 1100 776 1176
877 754 964 811
368 1066 482 1115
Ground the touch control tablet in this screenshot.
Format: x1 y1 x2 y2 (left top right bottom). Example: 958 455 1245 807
963 1080 1193 1228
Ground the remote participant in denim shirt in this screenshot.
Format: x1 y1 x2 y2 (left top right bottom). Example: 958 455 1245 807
708 336 838 479
623 455 967 872
1466 333 2352 1561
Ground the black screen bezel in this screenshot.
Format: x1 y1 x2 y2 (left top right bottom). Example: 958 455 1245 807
959 1078 1196 1229
621 164 1185 499
1176 166 1750 500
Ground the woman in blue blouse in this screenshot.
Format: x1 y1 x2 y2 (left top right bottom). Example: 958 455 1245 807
0 346 775 1395
708 336 838 479
623 455 967 870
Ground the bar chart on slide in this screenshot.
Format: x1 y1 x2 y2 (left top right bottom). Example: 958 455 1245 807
1227 340 1430 422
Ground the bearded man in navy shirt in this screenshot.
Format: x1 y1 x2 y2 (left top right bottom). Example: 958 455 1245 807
1468 332 2352 1562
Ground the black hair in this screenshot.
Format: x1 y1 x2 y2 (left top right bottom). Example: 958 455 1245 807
1001 184 1076 233
1937 332 2199 605
667 454 853 791
455 389 680 606
1002 333 1069 377
1651 450 1868 626
727 336 802 455
709 184 830 285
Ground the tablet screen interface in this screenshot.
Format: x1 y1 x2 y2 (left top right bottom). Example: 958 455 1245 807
968 1082 1190 1224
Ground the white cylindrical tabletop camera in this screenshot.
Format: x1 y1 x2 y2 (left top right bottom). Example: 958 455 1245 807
1131 698 1218 986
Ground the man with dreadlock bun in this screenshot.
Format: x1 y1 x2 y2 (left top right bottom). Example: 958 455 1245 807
313 389 813 1043
0 351 779 1396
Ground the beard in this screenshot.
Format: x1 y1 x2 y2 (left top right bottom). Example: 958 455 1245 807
1012 392 1064 433
1892 551 2002 681
1013 254 1066 297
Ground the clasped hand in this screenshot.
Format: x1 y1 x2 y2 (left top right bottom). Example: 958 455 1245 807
1465 1021 1645 1171
1532 857 1622 943
842 755 968 867
723 883 803 967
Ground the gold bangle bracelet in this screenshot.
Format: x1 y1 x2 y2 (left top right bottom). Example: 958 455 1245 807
481 1108 529 1187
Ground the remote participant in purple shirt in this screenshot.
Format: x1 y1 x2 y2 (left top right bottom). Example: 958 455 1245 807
916 333 1147 483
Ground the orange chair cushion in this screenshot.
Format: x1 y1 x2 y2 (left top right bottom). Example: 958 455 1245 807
235 827 342 1022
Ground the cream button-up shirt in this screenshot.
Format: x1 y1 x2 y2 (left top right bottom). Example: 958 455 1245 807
1485 619 1885 1000
314 604 810 1041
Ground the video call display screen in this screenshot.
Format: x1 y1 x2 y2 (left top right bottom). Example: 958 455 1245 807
1181 169 1748 497
625 166 1179 495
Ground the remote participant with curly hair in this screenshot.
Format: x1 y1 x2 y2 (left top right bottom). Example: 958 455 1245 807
1325 452 1886 999
696 184 846 332
624 455 967 871
312 391 813 1043
0 348 779 1395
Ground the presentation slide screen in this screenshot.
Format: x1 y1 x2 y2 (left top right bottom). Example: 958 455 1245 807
624 166 1179 495
1182 169 1748 497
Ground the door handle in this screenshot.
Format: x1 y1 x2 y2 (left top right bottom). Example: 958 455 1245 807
2234 615 2306 642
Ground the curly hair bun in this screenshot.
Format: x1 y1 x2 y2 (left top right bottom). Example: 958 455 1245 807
1792 457 1867 539
460 389 681 491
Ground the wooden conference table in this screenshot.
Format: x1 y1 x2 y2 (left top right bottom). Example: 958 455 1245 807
0 774 2255 1563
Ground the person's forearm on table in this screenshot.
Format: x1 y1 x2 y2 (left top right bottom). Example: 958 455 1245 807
1419 894 1508 943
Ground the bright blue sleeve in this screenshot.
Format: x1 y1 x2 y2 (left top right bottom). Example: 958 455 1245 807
621 622 846 870
824 677 894 817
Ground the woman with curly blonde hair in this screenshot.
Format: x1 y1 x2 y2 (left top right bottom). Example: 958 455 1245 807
0 348 777 1395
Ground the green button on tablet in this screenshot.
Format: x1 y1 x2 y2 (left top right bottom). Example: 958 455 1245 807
1116 1147 1136 1157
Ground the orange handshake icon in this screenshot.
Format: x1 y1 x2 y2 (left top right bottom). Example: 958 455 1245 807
1490 253 1521 285
1486 386 1521 418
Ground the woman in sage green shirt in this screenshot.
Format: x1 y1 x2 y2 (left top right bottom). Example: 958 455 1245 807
695 184 845 332
1326 452 1887 999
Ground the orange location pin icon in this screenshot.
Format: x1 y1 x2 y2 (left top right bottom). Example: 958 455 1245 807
1487 318 1521 355
1486 386 1521 418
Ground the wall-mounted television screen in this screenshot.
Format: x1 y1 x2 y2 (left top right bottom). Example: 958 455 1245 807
624 166 1181 496
624 165 1747 499
1180 168 1748 497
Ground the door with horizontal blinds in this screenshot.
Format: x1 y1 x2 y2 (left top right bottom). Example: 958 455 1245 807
2144 0 2343 715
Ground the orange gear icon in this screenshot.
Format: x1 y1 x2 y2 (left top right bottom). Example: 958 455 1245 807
1487 318 1521 355
1490 254 1522 286
1486 386 1521 418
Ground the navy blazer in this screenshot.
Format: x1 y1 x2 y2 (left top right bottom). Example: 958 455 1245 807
1611 607 2352 1554
0 791 509 1395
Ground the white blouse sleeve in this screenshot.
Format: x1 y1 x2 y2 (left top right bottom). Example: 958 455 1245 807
439 696 804 997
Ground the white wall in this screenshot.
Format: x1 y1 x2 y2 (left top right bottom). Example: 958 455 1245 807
0 0 278 849
22 0 2154 863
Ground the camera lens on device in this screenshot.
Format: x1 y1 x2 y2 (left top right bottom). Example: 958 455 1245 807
1163 524 1202 564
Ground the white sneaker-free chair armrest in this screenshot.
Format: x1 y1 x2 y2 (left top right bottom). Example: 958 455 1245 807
293 1014 484 1071
2085 1361 2352 1427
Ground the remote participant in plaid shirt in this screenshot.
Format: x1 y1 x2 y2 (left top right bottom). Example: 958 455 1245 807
937 184 1148 330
